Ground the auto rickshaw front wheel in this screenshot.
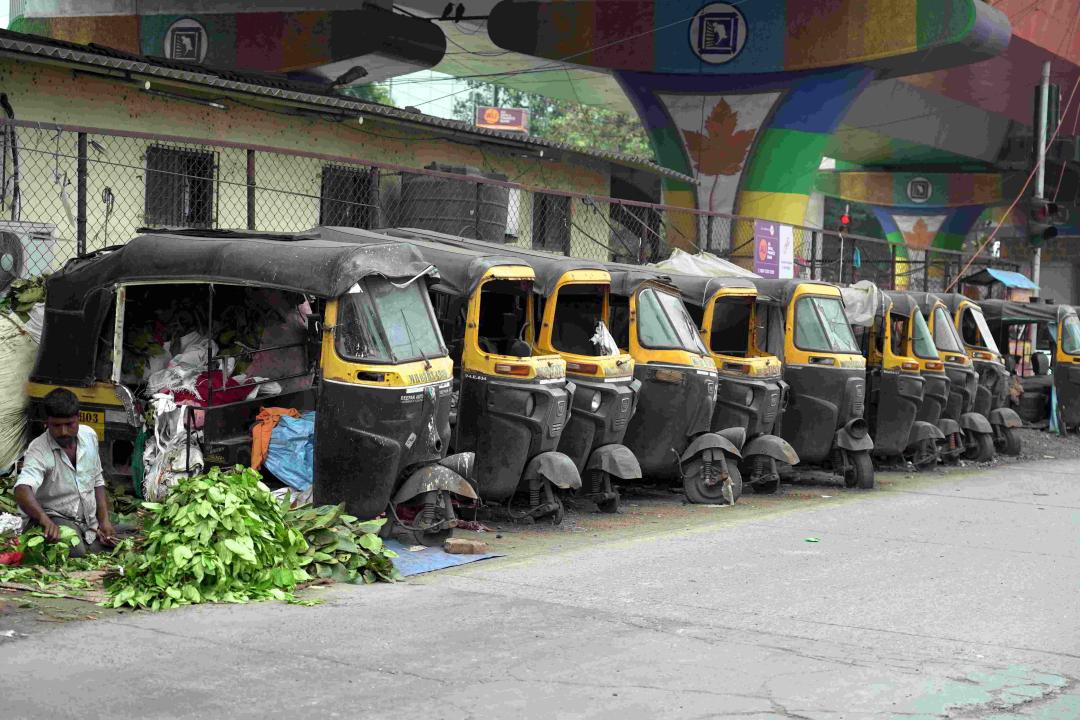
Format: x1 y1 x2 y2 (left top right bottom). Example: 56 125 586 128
842 451 875 490
996 426 1021 457
964 432 995 462
683 458 743 504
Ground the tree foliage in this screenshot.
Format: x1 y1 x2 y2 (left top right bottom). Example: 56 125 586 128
452 80 654 159
338 82 395 107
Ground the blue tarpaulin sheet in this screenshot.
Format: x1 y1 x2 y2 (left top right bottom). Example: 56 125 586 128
385 539 503 577
965 267 1038 290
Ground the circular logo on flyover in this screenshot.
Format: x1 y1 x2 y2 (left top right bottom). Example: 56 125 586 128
689 3 748 65
483 107 501 125
164 18 209 63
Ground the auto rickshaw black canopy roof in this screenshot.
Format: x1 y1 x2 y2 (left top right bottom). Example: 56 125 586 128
908 292 946 315
979 298 1071 324
601 262 756 305
386 227 610 296
354 227 537 297
883 291 917 318
751 278 841 307
34 228 437 386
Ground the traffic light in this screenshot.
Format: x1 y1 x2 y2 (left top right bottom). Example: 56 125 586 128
840 203 851 231
1029 198 1060 246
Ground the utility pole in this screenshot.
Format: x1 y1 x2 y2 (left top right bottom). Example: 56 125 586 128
1033 60 1051 298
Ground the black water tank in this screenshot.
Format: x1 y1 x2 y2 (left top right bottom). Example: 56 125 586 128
398 164 509 243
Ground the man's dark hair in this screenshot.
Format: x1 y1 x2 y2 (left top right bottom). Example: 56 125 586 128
43 388 79 419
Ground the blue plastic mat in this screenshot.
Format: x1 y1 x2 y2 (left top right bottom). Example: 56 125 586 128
385 539 504 577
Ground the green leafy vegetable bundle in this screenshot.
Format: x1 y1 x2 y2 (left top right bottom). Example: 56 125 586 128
287 504 401 584
0 277 46 320
106 466 310 610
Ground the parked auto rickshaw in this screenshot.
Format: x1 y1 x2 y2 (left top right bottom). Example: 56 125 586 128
604 265 745 503
752 279 875 489
937 293 1023 456
385 228 643 513
660 272 800 494
25 228 476 545
910 293 997 461
842 286 942 468
887 291 957 465
981 298 1080 434
333 226 581 522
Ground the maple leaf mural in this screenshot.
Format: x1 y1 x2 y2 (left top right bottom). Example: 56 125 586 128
681 98 757 213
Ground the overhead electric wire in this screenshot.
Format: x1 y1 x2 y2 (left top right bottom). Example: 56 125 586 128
945 73 1080 292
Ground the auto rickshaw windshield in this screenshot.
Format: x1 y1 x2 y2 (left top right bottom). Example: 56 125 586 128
911 310 938 360
932 307 964 353
638 288 709 354
336 277 443 363
794 296 860 353
961 306 1001 354
1062 314 1080 355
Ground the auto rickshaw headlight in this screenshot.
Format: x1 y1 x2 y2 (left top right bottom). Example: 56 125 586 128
524 394 536 417
589 391 602 412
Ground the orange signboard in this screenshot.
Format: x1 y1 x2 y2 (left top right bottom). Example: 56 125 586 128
474 105 530 133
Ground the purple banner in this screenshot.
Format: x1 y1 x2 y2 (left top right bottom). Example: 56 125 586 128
753 219 779 278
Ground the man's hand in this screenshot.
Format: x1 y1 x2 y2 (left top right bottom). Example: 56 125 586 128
97 518 118 547
41 518 61 543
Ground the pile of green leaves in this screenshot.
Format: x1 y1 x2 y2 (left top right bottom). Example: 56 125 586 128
106 466 309 610
0 474 17 515
287 504 400 584
0 527 132 596
0 277 46 321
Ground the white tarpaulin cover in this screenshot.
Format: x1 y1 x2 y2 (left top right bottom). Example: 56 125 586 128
0 309 40 471
649 249 761 279
839 280 883 328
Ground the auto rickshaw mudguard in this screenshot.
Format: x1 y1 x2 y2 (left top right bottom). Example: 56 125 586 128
392 462 477 505
523 451 582 489
960 412 993 435
741 434 800 466
438 452 476 483
835 419 874 452
585 444 642 480
716 426 747 453
680 431 742 463
936 418 961 438
988 407 1023 429
907 420 945 445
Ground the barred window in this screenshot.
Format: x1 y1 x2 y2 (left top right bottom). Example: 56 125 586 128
320 165 378 229
532 193 570 253
144 146 216 228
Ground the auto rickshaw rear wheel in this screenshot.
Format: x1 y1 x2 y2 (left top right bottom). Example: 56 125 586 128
683 457 743 504
996 426 1021 456
964 432 995 462
842 451 874 490
909 438 938 471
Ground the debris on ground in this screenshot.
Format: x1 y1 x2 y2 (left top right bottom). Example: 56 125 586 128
443 538 489 554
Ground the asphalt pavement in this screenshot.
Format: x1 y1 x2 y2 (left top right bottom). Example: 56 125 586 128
2 459 1078 719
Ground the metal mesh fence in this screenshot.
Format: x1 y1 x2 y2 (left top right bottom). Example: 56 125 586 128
1 120 1017 291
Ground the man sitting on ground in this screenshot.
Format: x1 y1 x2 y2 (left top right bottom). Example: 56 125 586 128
15 388 117 557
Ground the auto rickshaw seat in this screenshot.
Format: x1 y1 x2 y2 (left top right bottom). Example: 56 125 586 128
1031 352 1050 376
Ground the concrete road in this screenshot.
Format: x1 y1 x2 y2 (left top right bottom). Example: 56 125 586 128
2 460 1078 719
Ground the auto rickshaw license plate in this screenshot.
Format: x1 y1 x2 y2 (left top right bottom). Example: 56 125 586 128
79 410 105 439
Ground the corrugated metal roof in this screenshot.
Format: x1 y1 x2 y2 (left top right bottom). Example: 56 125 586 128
0 28 694 184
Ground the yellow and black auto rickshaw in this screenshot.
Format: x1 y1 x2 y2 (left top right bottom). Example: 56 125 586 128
937 293 1023 457
344 227 581 522
842 285 943 468
661 272 800 494
385 228 642 513
25 228 476 545
752 279 875 489
981 298 1080 435
604 265 746 503
887 291 958 465
910 293 997 461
